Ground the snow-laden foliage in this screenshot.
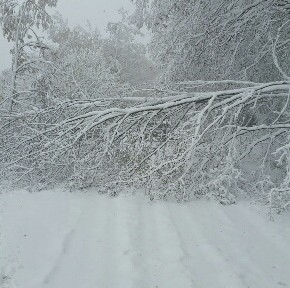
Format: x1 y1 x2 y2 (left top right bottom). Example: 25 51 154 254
1 0 290 214
0 70 11 107
267 136 290 212
1 81 289 212
0 0 58 112
131 0 290 83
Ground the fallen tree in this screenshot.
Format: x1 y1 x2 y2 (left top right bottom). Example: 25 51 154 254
1 80 290 212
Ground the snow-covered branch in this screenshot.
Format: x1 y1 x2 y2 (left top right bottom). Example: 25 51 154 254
1 81 289 209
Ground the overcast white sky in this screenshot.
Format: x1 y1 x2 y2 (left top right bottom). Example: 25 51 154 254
0 0 135 71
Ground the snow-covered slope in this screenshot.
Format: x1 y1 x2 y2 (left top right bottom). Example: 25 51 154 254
1 189 289 288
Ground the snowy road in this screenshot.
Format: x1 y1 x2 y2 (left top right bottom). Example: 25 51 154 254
1 189 290 288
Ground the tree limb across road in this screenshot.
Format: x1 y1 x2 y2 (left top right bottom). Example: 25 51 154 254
1 80 290 210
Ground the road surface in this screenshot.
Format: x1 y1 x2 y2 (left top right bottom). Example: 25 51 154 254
1 189 290 288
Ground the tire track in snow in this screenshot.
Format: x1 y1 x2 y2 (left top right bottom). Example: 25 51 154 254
132 199 194 288
103 195 136 288
40 193 110 288
39 194 136 288
152 202 194 288
219 204 290 287
40 193 86 287
131 195 156 288
166 203 198 288
42 228 76 286
167 202 247 288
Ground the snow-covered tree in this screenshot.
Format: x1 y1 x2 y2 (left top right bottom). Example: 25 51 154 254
130 0 290 83
0 0 57 112
0 79 289 210
0 1 289 215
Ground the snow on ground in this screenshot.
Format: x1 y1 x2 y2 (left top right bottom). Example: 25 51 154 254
0 189 290 288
